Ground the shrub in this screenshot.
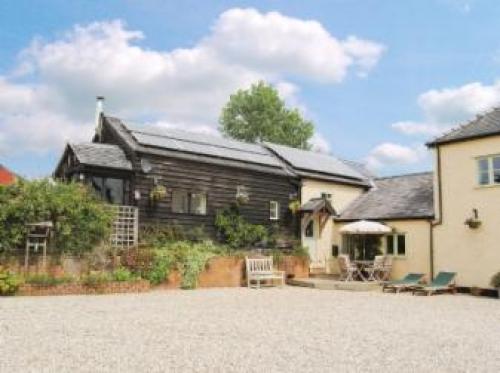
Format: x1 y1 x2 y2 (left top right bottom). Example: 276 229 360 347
140 223 187 246
111 267 138 282
215 207 268 248
146 250 175 285
25 273 74 286
491 271 500 288
291 244 310 259
0 180 113 254
81 272 112 288
0 270 22 295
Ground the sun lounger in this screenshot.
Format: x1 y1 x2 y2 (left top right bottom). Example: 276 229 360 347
412 271 457 296
382 273 425 293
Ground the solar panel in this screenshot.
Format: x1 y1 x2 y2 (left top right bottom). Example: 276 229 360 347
266 143 364 180
131 130 282 168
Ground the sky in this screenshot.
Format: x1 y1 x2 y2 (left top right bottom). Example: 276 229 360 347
2 0 500 178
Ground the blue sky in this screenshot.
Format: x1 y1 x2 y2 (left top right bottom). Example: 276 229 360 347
2 0 500 177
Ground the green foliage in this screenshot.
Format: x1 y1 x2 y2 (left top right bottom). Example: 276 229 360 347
0 270 22 295
219 81 314 149
0 179 113 254
132 240 226 288
214 207 268 249
491 271 500 288
111 267 139 282
25 273 74 286
140 223 209 246
147 250 175 285
291 244 310 259
81 271 112 288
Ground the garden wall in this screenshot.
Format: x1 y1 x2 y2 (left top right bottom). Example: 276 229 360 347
18 280 150 296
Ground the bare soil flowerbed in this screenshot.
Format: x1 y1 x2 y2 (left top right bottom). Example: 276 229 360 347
0 287 499 372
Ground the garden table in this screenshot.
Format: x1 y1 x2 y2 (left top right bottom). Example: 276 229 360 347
353 260 373 282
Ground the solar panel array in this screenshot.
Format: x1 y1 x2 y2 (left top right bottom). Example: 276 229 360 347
129 126 283 168
266 143 365 180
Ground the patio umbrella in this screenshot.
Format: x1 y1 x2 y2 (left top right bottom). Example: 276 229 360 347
340 220 391 260
340 220 392 234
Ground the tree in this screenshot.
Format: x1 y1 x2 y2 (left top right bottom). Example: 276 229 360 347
0 180 113 254
219 81 314 149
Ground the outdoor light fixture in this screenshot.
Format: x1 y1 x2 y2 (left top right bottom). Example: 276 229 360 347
134 190 141 201
464 208 481 229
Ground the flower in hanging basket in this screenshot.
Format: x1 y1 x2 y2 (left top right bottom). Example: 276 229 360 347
288 199 301 215
235 185 250 205
464 217 481 229
149 185 167 202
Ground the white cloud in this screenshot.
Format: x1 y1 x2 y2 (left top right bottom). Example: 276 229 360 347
309 133 331 153
392 80 500 138
365 142 427 171
0 10 384 159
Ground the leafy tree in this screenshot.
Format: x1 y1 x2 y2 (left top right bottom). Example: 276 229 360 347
0 179 113 254
219 81 314 149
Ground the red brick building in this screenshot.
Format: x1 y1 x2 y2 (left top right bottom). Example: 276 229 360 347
0 164 17 185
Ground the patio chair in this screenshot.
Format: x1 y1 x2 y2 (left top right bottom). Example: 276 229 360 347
412 271 457 296
380 255 393 281
338 255 363 282
364 255 385 281
382 273 425 293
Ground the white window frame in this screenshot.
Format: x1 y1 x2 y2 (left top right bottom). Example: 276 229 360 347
269 201 279 220
477 155 500 186
385 233 406 258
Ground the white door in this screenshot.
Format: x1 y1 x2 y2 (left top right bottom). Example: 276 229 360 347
303 218 320 266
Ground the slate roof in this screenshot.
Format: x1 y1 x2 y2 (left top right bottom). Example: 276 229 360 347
300 198 336 215
103 116 369 183
70 143 132 171
265 142 369 186
337 172 434 221
427 107 500 146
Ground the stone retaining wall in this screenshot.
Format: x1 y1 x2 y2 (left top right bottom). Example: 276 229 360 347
18 280 150 296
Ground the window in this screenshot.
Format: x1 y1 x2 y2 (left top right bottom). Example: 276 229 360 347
269 201 279 220
386 234 406 257
172 190 189 213
321 192 332 200
90 176 125 205
171 190 207 215
190 193 207 215
477 155 500 186
305 220 314 237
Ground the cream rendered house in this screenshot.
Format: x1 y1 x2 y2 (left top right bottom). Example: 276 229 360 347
428 108 500 289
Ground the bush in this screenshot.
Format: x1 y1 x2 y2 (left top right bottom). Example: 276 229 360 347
146 250 175 285
0 270 22 295
111 267 138 282
491 271 500 288
140 223 209 246
291 244 310 259
81 272 112 288
215 207 268 248
0 180 113 254
25 273 74 286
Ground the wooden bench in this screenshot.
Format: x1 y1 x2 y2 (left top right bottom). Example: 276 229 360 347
245 256 285 289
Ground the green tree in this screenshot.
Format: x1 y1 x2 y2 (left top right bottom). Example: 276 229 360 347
219 81 314 149
0 180 113 254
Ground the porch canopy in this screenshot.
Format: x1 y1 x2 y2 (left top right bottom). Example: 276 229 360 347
300 198 336 236
340 220 391 235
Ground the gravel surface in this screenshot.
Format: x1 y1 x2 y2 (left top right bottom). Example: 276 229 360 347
1 287 499 372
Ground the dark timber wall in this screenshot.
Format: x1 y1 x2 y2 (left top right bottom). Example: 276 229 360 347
98 119 298 237
133 153 298 237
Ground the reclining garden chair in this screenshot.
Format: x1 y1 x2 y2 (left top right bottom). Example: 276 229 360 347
412 271 457 296
382 273 425 293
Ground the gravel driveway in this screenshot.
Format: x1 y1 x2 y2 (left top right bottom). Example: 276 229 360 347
1 287 499 372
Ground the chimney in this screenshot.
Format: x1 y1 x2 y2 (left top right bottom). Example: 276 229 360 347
95 96 105 141
95 96 105 127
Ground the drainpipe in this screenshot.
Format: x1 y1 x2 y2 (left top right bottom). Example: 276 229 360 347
429 145 444 279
